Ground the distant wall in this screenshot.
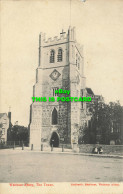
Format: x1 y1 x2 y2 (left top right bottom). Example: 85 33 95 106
79 144 123 155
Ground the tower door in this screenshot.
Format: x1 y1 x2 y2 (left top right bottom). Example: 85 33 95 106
50 132 59 147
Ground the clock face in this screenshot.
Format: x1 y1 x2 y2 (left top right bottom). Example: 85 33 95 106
53 71 58 78
49 69 61 81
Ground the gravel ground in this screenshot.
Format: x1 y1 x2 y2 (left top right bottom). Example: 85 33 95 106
0 149 122 182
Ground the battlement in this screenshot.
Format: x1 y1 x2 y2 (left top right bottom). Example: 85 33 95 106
39 26 76 47
44 33 68 43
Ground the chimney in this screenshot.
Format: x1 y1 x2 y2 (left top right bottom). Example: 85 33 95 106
8 107 11 127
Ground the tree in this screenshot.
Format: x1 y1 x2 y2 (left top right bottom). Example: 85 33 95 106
7 125 29 143
81 101 123 145
0 123 3 142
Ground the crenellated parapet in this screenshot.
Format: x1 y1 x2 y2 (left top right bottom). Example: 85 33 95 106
42 34 68 47
39 26 76 47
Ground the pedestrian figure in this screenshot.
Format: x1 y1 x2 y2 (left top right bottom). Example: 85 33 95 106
98 147 103 154
93 147 98 154
51 139 54 146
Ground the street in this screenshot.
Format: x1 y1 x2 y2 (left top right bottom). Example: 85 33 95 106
0 149 122 182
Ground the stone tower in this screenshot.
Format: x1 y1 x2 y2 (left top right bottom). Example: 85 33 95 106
29 27 86 149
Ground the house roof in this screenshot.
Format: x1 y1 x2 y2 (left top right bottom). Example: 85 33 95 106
0 113 6 119
86 88 94 95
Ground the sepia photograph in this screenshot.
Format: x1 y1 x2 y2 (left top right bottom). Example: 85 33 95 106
0 0 123 193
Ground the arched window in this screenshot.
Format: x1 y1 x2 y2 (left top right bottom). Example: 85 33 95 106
50 50 55 63
57 49 62 62
72 45 74 58
53 87 59 96
78 57 80 70
52 108 58 125
76 54 78 66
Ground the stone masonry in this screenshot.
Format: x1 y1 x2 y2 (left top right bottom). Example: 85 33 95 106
29 27 88 148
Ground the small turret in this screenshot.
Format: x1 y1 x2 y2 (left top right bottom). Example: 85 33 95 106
68 26 76 41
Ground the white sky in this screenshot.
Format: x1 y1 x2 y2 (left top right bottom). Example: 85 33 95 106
1 0 123 126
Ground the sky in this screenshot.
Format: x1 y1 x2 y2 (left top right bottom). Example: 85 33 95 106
1 0 123 126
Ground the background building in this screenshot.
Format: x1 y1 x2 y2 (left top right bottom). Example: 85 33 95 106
0 113 10 143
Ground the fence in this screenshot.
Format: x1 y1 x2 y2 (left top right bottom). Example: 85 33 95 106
0 141 29 149
79 144 123 155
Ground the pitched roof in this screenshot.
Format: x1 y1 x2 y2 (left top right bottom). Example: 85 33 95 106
0 113 6 119
86 88 94 95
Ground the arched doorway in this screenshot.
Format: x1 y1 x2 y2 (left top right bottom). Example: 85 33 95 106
50 132 59 147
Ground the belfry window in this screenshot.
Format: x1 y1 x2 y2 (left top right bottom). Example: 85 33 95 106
81 89 83 109
57 49 62 62
52 108 58 125
78 57 80 70
50 50 55 63
53 87 59 96
76 54 78 66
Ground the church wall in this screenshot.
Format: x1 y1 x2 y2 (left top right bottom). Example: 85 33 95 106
29 27 88 148
39 101 69 145
40 34 69 69
29 103 42 148
34 66 70 145
58 102 69 143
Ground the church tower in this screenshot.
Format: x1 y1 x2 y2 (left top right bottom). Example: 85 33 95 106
29 27 86 149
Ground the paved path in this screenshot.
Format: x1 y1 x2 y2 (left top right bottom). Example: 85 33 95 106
0 149 123 182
